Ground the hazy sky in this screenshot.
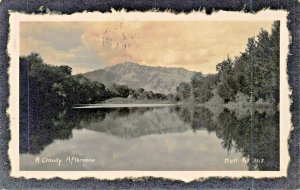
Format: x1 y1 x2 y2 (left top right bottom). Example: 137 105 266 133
20 21 273 74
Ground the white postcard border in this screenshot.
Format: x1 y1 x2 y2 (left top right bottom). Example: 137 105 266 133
7 10 290 182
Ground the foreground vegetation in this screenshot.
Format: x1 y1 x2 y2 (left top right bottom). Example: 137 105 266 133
175 21 279 107
20 54 172 113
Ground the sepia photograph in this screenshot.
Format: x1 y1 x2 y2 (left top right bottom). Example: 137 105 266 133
18 19 280 171
0 0 299 188
5 10 292 183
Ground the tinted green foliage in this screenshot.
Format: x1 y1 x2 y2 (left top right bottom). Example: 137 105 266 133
19 53 172 149
20 53 106 108
129 87 168 101
191 73 219 103
20 53 170 108
217 22 279 104
178 21 279 105
108 83 130 98
176 82 192 101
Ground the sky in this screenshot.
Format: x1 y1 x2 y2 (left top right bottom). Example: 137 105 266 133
20 21 273 74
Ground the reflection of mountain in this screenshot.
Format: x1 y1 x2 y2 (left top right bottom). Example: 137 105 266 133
83 107 189 138
82 62 196 94
19 107 189 154
20 104 279 171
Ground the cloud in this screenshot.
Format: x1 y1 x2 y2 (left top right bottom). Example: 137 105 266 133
20 22 105 74
21 22 83 51
20 21 273 74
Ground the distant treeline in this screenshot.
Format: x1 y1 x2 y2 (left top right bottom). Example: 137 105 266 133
20 21 279 109
20 54 171 111
176 21 279 106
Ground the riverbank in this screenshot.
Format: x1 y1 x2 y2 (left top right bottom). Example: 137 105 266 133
74 97 177 108
102 97 174 104
74 97 277 113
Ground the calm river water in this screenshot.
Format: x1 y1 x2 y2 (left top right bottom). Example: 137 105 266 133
20 105 279 171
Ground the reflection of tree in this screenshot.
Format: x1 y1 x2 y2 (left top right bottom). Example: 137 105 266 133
174 106 216 133
19 107 156 154
218 109 279 171
175 106 279 171
173 106 192 124
20 103 279 171
192 107 217 133
19 106 76 154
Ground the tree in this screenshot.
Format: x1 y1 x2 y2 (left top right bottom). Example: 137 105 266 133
58 65 72 75
108 84 130 98
191 73 218 103
214 21 279 105
176 82 192 101
216 56 234 74
216 57 237 102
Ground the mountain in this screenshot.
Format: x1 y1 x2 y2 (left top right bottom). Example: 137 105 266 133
82 62 196 94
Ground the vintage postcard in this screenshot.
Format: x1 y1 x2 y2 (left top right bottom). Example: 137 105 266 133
7 10 290 182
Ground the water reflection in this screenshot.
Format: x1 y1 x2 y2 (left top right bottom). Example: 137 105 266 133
175 106 279 171
20 105 279 171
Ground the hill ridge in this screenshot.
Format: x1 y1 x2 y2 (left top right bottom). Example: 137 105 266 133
82 62 197 94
